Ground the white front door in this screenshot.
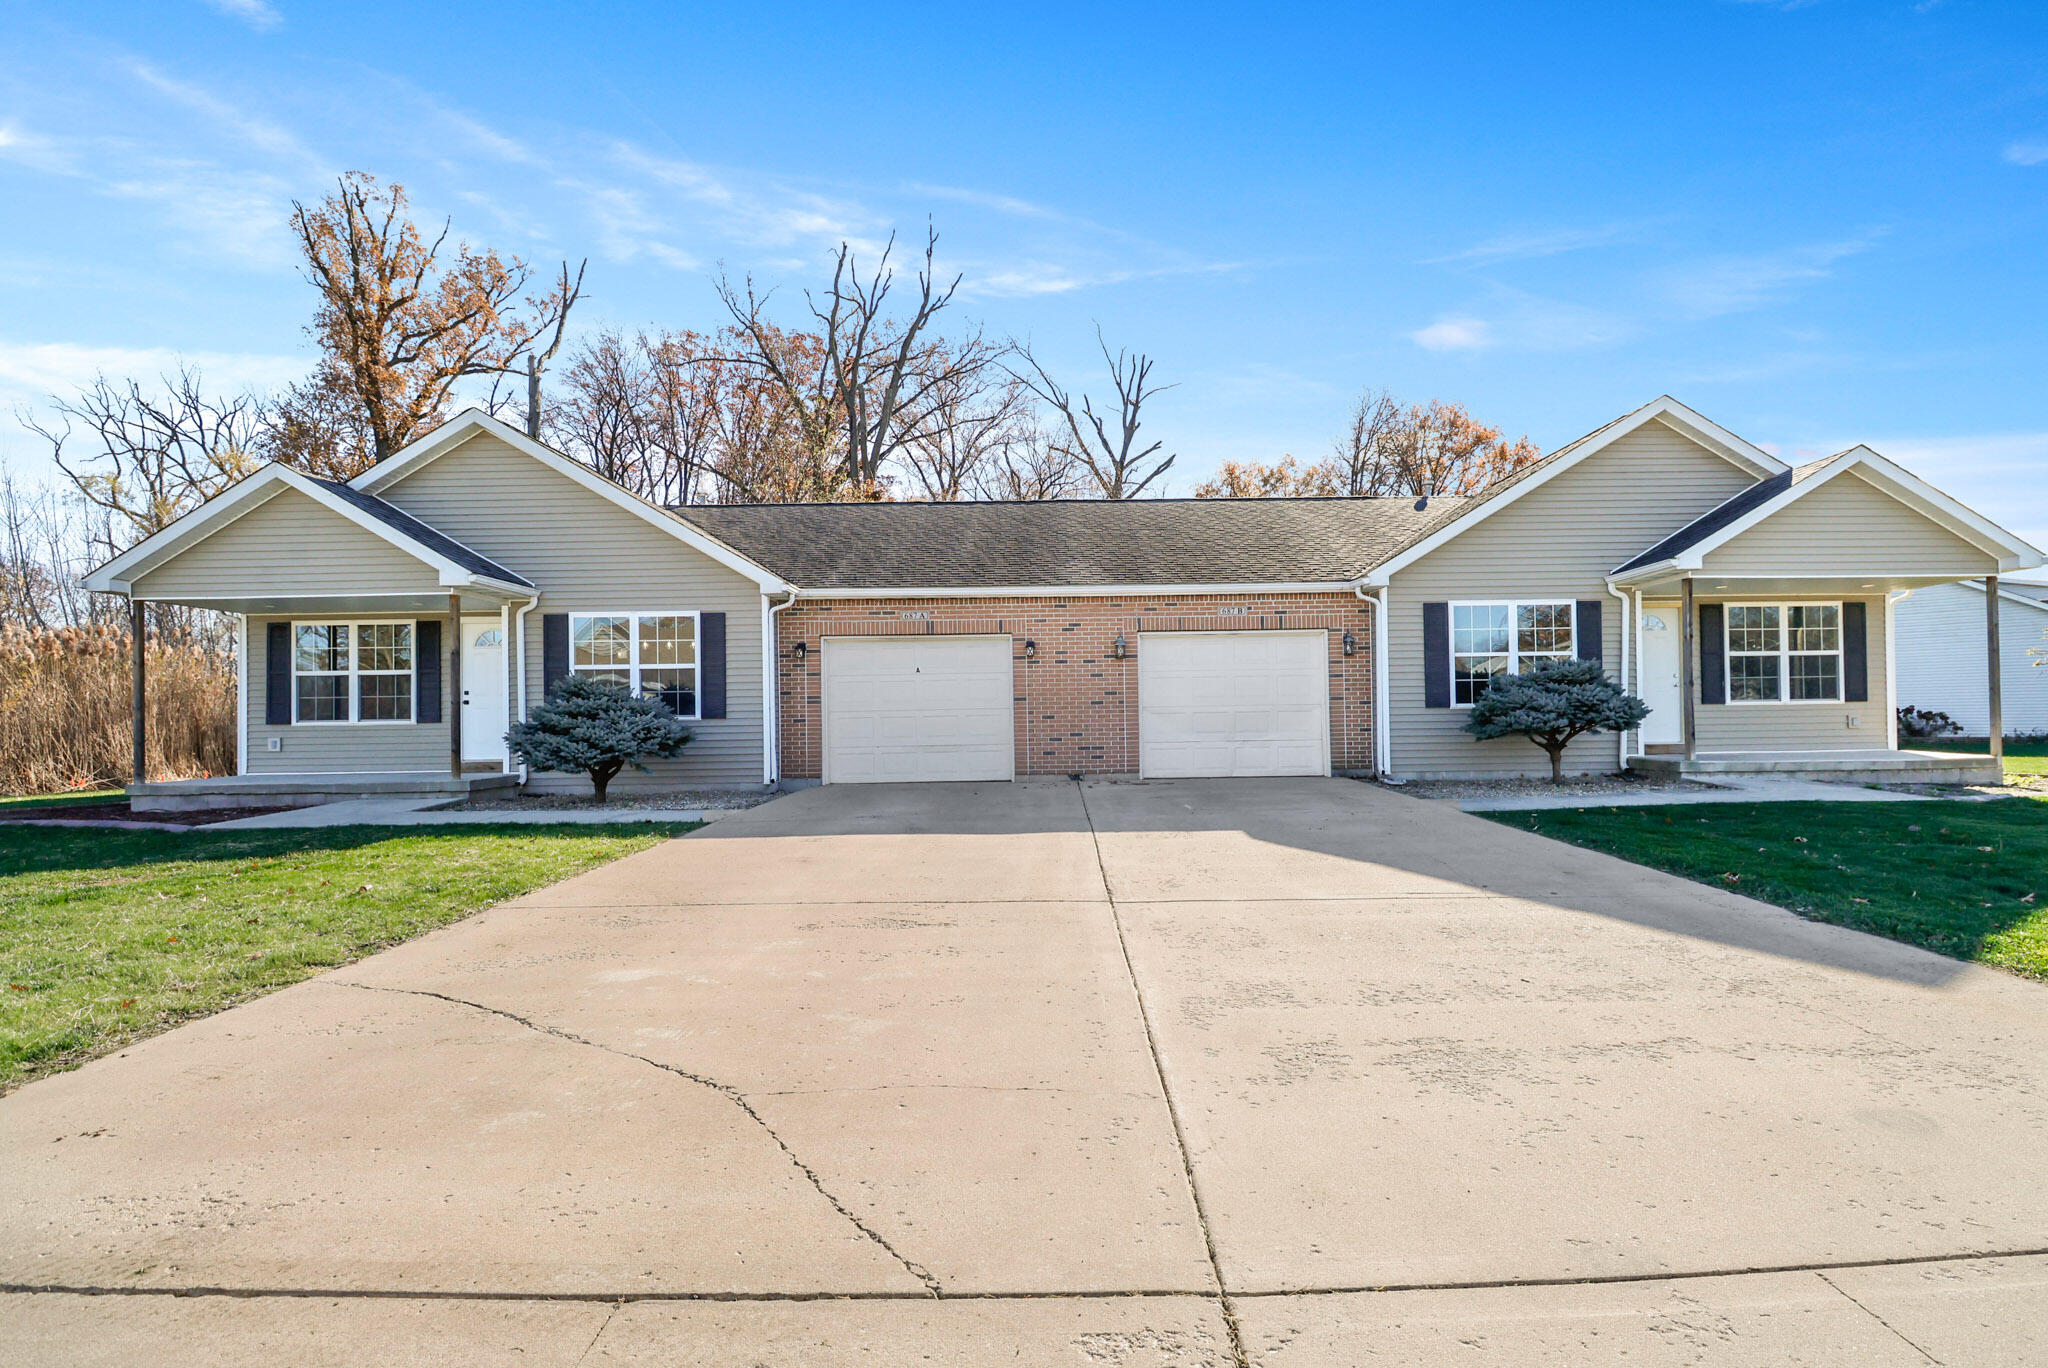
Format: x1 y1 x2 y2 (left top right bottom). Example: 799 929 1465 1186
460 617 509 764
823 636 1015 783
1138 631 1330 779
1639 603 1683 746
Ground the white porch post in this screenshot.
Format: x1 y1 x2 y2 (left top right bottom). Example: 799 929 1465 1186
1987 575 2004 764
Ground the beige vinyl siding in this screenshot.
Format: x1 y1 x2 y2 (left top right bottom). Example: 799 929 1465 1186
1703 471 2000 578
246 614 451 773
375 433 767 790
131 488 442 599
1387 419 1759 778
1693 595 1889 749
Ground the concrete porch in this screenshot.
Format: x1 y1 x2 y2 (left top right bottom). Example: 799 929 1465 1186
130 772 521 813
1627 748 2001 786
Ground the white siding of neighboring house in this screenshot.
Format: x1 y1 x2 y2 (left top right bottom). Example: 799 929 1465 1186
1386 418 1760 778
374 432 768 791
1894 582 2048 736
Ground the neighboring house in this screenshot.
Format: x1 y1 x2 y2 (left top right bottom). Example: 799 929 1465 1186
82 396 2044 808
1895 579 2048 737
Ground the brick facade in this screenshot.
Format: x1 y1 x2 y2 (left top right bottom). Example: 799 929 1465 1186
774 591 1376 780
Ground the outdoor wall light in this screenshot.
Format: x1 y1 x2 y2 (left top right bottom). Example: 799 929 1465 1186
792 640 808 661
1342 630 1357 657
1112 632 1127 660
1023 639 1038 661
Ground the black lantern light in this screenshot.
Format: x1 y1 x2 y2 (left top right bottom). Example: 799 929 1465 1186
1342 630 1357 657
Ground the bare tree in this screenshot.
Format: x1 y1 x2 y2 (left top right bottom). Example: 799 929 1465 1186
717 224 1001 495
1332 387 1403 495
0 467 111 630
1328 390 1540 498
901 372 1035 500
548 329 651 491
22 369 265 550
1016 329 1177 499
290 171 582 468
972 424 1085 500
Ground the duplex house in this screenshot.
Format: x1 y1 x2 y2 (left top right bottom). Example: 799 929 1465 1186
83 396 2043 808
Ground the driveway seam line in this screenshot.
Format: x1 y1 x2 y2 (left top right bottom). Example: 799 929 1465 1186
331 981 942 1298
1075 780 1250 1368
1814 1271 1941 1364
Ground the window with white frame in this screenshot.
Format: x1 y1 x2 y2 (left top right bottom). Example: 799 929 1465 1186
293 621 414 723
570 613 698 716
1451 601 1575 705
1725 602 1841 703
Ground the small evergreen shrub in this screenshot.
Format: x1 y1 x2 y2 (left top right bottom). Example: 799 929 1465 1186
1463 657 1650 783
505 674 691 802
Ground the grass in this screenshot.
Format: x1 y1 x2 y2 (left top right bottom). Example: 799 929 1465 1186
1481 795 2048 979
0 821 695 1092
1913 735 2048 778
0 788 123 810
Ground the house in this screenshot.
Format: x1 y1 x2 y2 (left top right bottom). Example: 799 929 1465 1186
82 396 2044 809
1895 579 2048 737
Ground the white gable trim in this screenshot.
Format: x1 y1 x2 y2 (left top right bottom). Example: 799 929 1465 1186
353 409 794 592
83 464 513 595
1361 396 1787 587
1622 449 2045 578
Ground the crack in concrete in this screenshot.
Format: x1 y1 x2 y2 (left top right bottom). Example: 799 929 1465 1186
572 1299 623 1365
1075 781 1250 1368
331 980 942 1297
1815 1271 1941 1364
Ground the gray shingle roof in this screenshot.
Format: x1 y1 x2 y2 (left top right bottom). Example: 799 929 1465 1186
311 477 535 587
1611 457 1833 574
670 496 1470 590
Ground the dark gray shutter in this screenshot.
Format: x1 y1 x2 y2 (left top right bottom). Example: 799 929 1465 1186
1843 601 1868 703
265 621 291 725
1699 603 1726 705
699 612 726 719
542 614 569 695
1575 600 1604 665
1423 602 1451 708
416 620 442 723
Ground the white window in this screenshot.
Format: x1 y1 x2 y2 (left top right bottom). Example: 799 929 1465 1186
1451 601 1575 706
1725 602 1841 703
570 613 699 717
293 621 414 724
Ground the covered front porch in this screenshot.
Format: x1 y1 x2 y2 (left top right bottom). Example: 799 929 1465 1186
130 770 521 813
1627 747 2002 786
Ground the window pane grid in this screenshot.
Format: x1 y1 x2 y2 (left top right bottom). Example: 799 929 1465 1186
291 621 416 723
1450 602 1575 705
1724 602 1841 704
569 614 698 716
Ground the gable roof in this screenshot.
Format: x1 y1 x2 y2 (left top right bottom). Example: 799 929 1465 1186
352 409 792 591
1360 395 1788 587
1610 445 2045 578
82 463 533 595
673 496 1465 592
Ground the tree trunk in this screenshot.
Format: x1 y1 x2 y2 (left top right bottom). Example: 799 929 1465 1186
590 760 622 804
1549 745 1565 784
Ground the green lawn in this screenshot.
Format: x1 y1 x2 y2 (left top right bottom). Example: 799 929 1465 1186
1481 796 2048 979
1914 736 2048 778
0 822 695 1091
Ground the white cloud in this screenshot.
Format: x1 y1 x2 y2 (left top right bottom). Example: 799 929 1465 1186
0 340 304 398
1412 316 1493 351
1424 221 1643 267
2005 142 2048 167
1655 235 1878 318
906 183 1062 220
200 0 282 29
126 62 322 171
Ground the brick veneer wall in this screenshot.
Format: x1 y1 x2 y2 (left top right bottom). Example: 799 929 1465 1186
774 591 1376 780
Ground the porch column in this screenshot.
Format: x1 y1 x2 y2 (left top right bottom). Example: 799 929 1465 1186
1679 577 1697 761
447 593 463 778
1987 575 2004 763
130 595 147 785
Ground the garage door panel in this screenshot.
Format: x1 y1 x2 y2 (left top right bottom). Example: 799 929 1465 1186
824 637 1014 784
1139 632 1329 779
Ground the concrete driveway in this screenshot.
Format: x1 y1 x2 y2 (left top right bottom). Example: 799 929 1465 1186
5 778 2048 1366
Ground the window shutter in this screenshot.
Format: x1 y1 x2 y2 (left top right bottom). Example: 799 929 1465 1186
1575 600 1604 665
265 621 291 725
1698 603 1726 705
1422 602 1451 708
542 614 569 695
416 620 442 724
699 612 726 719
1843 601 1869 703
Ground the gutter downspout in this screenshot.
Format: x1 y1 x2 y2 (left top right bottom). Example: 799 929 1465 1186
765 589 799 788
1607 582 1633 772
513 596 538 785
1355 582 1391 779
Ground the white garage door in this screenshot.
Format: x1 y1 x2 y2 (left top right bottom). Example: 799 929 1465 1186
823 636 1015 784
1138 632 1330 779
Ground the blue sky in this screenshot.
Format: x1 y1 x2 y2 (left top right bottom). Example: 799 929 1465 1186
2 0 2046 561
